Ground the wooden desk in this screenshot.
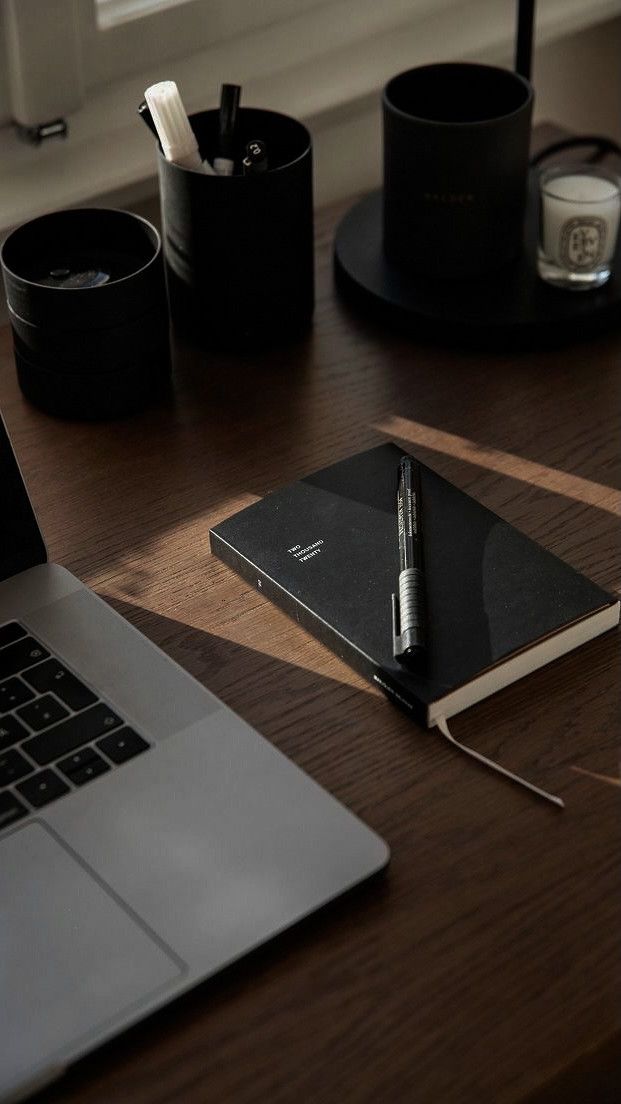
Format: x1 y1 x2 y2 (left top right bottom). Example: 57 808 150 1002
1 189 619 1104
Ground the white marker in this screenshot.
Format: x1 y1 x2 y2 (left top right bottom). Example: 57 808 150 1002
144 81 215 174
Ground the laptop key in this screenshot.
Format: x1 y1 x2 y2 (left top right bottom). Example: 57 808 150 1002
0 676 35 711
96 727 149 764
17 694 70 732
17 769 70 808
23 659 97 712
22 703 122 766
0 790 28 829
0 622 27 649
0 637 50 680
0 714 31 751
57 746 99 776
62 753 110 787
0 749 34 787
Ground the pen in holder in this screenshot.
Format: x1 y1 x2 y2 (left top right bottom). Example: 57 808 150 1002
157 108 314 348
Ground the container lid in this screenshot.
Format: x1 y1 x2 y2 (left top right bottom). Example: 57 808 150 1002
1 208 164 331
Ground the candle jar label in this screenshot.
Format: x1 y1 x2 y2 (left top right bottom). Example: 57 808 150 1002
560 217 606 271
537 164 621 290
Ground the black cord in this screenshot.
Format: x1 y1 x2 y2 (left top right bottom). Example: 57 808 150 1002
530 134 621 167
515 0 535 83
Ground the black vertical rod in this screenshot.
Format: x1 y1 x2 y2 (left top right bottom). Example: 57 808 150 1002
515 0 535 82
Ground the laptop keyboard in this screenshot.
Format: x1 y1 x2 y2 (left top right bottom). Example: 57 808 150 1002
0 621 150 832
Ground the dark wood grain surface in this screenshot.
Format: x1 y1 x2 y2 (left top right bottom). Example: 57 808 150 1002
1 156 620 1104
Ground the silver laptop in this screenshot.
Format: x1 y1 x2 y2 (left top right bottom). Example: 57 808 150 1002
0 412 389 1104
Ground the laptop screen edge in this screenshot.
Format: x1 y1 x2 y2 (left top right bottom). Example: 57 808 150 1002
0 409 47 583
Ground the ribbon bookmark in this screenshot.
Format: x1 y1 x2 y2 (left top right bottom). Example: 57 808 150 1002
435 716 564 809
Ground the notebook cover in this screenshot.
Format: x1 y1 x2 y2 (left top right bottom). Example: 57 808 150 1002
210 444 616 724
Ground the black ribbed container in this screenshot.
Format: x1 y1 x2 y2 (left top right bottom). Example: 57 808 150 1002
383 63 533 279
1 208 171 420
157 108 314 347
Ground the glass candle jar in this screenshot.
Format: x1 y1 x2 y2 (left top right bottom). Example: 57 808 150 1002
537 164 621 290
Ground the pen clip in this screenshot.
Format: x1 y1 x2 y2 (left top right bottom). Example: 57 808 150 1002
391 592 404 659
392 581 425 663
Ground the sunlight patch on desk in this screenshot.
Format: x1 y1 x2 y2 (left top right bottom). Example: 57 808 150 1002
80 505 254 601
377 416 620 517
571 765 621 789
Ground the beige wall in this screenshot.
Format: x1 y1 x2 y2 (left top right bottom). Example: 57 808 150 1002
311 14 621 206
532 15 621 141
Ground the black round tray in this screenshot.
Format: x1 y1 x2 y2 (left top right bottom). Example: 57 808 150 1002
334 174 621 348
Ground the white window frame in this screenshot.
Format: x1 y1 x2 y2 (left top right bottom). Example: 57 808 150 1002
6 0 415 124
0 0 620 240
3 0 621 126
83 0 339 90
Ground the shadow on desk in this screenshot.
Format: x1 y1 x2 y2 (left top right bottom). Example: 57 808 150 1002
27 602 621 1104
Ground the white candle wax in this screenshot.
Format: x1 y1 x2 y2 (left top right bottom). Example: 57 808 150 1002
542 173 621 271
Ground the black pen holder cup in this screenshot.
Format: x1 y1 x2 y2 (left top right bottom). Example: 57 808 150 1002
157 108 314 348
383 63 533 279
1 208 171 420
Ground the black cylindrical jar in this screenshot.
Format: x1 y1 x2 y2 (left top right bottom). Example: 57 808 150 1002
1 208 171 419
383 63 533 279
157 108 314 347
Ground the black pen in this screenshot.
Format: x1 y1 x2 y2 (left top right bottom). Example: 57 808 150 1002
214 83 241 175
392 455 426 662
242 139 268 175
137 100 158 139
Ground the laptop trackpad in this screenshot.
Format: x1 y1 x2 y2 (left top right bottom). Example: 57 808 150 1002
0 821 184 1096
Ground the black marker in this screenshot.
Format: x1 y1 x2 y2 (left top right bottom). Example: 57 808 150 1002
214 83 241 175
137 100 159 140
392 455 426 662
242 139 268 175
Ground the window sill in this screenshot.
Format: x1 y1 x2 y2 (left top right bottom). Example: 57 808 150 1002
0 0 619 238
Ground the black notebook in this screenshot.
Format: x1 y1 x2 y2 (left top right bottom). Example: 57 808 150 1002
210 444 619 727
